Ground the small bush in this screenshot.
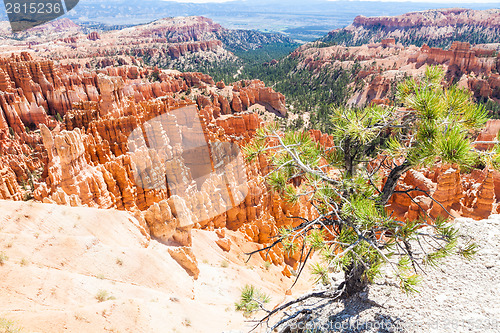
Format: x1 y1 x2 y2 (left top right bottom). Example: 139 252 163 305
310 263 330 286
235 284 271 318
263 261 271 270
0 317 22 333
0 252 8 266
220 260 229 268
116 258 123 266
95 290 115 302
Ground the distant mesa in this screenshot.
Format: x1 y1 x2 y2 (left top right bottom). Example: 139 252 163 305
323 8 500 48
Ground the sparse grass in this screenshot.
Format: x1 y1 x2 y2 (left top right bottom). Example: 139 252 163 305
115 258 123 266
0 252 8 266
19 258 28 266
202 259 209 264
74 314 90 323
235 284 271 318
182 318 192 327
0 317 22 332
264 261 272 270
74 314 84 321
96 274 105 280
220 260 229 268
310 263 330 285
95 290 115 302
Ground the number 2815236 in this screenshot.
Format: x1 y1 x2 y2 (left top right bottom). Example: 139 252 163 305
5 2 63 15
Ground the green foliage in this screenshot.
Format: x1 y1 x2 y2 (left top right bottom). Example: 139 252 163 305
95 290 115 302
0 318 22 333
310 263 330 285
148 70 161 82
235 285 271 317
0 252 8 266
399 274 422 294
458 241 479 260
392 66 488 169
307 229 326 251
55 113 63 122
483 98 500 119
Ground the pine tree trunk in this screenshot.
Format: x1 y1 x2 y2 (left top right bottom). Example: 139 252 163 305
340 262 368 298
378 159 412 208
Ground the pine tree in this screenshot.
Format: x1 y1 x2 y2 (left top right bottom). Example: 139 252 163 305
243 66 491 329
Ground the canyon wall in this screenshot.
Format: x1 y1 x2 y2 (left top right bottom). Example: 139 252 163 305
324 8 500 47
293 39 500 107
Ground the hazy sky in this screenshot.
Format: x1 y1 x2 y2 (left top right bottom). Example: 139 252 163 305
168 0 500 3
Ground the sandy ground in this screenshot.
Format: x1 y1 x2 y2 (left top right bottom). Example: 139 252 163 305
0 200 311 333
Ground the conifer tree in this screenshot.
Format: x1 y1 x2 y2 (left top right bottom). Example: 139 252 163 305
243 66 492 329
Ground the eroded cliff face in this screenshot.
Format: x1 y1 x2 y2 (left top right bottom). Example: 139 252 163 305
0 53 300 273
324 8 500 47
292 40 500 107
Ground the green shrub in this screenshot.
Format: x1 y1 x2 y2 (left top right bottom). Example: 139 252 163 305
95 290 115 302
235 285 271 317
0 318 22 333
0 252 8 266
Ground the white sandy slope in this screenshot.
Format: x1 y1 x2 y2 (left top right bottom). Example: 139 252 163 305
0 200 310 333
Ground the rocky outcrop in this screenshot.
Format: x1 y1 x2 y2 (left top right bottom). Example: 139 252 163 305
2 48 499 281
417 41 497 75
0 159 23 201
167 40 222 59
352 9 500 30
385 120 500 221
429 167 464 219
168 247 200 279
387 163 499 222
233 80 288 116
87 32 100 41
